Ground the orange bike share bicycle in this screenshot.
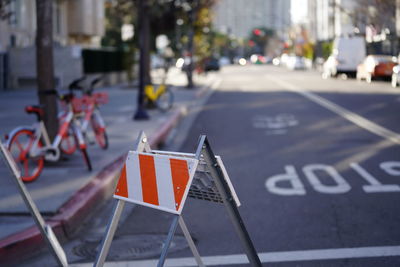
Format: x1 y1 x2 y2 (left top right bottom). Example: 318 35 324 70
67 76 109 149
6 85 92 182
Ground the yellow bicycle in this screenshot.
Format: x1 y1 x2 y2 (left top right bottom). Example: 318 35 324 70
144 81 174 112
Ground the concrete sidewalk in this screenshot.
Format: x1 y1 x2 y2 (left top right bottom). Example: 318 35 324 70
0 68 219 264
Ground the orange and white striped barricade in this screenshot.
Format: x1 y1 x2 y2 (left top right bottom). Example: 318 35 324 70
0 142 68 267
94 132 261 267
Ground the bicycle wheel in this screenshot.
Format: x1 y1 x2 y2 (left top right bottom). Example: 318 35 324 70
156 88 174 112
72 127 93 171
91 112 108 149
60 127 76 155
7 128 44 182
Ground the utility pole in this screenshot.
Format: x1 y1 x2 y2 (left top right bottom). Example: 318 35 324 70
134 0 150 120
36 0 58 141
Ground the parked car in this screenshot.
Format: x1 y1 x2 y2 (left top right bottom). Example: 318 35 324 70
391 65 400 88
204 57 220 72
279 53 290 67
219 57 230 66
286 56 310 70
322 36 366 78
250 54 267 64
356 55 397 83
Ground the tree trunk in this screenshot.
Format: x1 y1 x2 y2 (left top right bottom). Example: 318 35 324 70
36 0 58 141
186 0 198 89
143 0 151 86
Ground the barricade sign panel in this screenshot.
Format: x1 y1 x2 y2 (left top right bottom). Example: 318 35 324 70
114 151 198 214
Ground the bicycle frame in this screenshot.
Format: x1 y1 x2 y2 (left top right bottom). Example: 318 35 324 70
66 76 108 150
145 84 167 102
28 108 86 162
80 98 104 132
5 94 93 182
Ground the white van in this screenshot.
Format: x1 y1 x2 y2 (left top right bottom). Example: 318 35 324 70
322 36 366 78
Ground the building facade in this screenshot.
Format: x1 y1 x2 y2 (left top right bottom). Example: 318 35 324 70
0 0 104 49
0 0 105 89
307 0 335 42
307 0 398 56
213 0 291 39
307 0 356 43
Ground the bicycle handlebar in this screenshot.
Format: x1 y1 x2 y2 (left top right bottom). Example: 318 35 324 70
90 76 102 88
68 76 87 91
59 92 74 103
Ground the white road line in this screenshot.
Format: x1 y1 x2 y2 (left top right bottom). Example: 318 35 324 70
267 76 400 145
71 246 400 266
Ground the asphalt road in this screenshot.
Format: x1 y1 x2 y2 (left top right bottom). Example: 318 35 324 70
21 65 400 266
167 65 400 266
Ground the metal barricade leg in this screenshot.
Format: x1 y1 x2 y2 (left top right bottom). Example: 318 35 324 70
196 136 262 267
94 131 150 266
157 215 179 267
0 143 68 267
94 199 126 267
179 216 205 267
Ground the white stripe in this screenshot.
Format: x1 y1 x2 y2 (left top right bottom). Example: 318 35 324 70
71 246 400 267
154 156 176 210
268 77 400 145
126 152 143 201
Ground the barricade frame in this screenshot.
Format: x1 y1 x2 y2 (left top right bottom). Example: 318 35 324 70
0 142 68 267
94 131 261 267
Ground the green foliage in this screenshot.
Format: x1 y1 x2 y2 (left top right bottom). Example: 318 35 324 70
303 42 314 60
102 0 137 81
321 41 333 59
102 0 217 74
102 0 136 48
193 5 214 59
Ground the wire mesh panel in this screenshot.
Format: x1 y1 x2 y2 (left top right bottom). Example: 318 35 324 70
189 170 224 203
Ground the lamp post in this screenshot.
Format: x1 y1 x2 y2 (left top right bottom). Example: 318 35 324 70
134 0 150 120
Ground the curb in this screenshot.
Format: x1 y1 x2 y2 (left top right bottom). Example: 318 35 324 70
0 107 186 264
195 76 221 99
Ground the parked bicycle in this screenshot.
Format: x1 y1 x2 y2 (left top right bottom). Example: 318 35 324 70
6 91 92 182
144 74 173 112
67 76 109 149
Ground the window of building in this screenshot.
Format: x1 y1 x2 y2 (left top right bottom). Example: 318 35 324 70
8 0 21 27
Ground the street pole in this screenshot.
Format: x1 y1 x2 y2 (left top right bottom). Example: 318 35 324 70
36 0 59 141
134 0 150 120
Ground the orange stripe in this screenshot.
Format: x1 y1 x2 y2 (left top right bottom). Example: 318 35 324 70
59 120 70 137
170 158 190 211
139 154 159 205
115 164 128 198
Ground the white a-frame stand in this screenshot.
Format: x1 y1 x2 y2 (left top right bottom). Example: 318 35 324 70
94 131 261 267
0 143 68 267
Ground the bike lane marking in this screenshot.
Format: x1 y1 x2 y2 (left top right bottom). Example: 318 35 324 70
71 246 400 266
266 76 400 145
